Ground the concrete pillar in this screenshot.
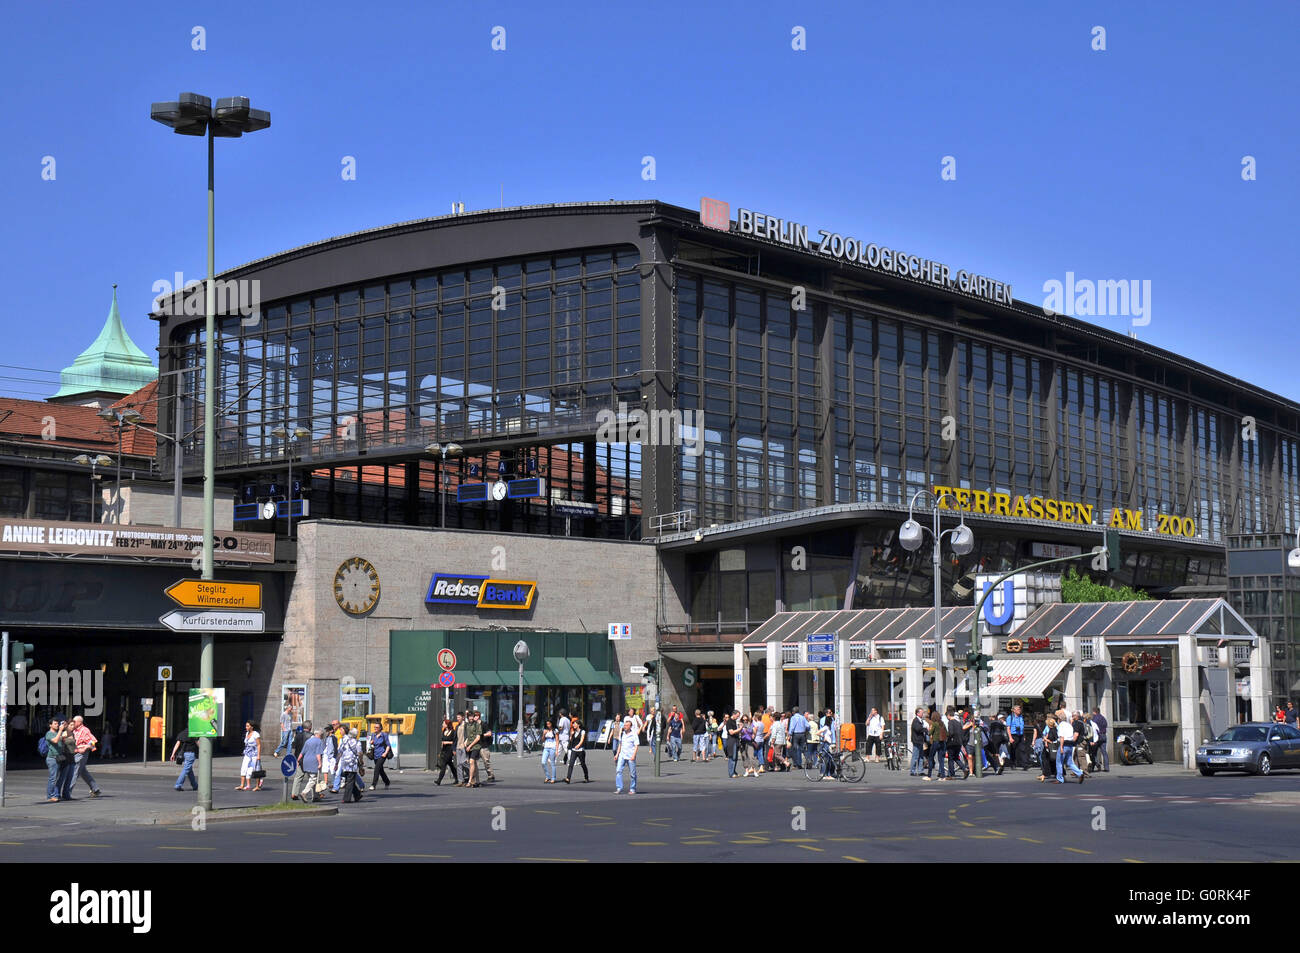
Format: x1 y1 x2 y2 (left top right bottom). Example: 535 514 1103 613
1250 638 1269 722
732 642 747 715
1178 634 1199 769
835 634 851 725
905 639 923 719
766 640 782 711
1062 636 1081 712
797 670 811 714
1097 636 1113 766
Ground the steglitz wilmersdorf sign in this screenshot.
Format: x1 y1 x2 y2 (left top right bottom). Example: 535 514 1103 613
709 200 1013 306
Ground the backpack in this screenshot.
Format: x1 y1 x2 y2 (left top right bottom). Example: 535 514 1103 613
947 718 964 747
1086 720 1099 743
38 737 49 757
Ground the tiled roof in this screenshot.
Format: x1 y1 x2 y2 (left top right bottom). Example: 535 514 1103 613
0 380 159 458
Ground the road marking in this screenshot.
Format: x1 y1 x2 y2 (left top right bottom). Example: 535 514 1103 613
0 842 24 846
643 821 671 828
959 821 975 827
797 844 825 852
534 810 561 815
986 829 1008 836
958 802 970 808
910 819 938 824
158 846 215 851
271 849 332 855
1018 837 1043 844
826 837 865 842
580 814 613 820
517 857 589 863
449 839 497 843
388 853 451 858
968 835 1004 839
922 835 959 840
779 838 818 843
335 836 382 840
681 840 719 845
874 836 912 841
729 839 767 845
585 822 616 827
63 844 110 848
243 831 287 836
691 827 722 833
1123 858 1144 864
629 842 669 846
1062 847 1092 855
843 855 868 863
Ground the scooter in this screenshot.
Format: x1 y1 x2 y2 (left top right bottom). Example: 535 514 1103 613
1115 726 1154 765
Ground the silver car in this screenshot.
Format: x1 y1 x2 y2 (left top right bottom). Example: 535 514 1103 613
1196 722 1300 776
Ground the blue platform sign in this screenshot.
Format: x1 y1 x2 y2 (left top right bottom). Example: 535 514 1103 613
807 633 835 643
280 755 296 778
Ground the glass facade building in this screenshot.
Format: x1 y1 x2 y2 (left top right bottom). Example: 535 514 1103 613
151 201 1300 660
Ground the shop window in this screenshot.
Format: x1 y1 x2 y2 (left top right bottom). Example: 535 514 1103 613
1148 681 1168 721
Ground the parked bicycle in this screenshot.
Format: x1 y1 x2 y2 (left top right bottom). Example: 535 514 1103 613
495 725 543 753
883 733 906 771
804 746 866 782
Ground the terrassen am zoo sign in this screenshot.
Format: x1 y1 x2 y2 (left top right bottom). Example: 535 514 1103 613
0 518 275 563
929 487 1197 539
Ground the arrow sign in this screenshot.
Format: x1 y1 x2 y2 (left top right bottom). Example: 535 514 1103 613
166 579 262 610
160 609 266 633
807 632 835 643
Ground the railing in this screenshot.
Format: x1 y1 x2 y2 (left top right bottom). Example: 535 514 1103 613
170 395 621 473
848 643 872 661
1232 645 1252 664
781 644 800 664
1079 638 1096 661
647 509 696 535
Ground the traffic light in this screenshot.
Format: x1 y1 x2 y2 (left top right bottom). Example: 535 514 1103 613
965 651 978 670
11 642 34 673
643 660 659 682
1105 529 1121 572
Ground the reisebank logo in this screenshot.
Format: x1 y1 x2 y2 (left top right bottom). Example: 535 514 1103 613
424 572 537 610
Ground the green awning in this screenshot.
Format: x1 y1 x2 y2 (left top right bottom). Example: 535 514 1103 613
451 670 487 685
543 658 582 685
571 658 620 685
523 667 554 686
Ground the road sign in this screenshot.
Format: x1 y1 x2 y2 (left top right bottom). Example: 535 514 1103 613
166 579 263 610
629 665 649 675
437 648 457 672
158 665 173 681
437 671 455 688
159 609 266 633
807 632 835 643
280 755 296 778
683 666 697 687
808 654 836 664
140 698 153 711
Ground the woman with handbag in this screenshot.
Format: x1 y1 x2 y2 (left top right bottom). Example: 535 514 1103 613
237 721 263 791
435 718 459 786
1039 716 1059 782
739 715 757 777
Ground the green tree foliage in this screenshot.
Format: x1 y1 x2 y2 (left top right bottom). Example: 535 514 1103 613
1061 567 1151 603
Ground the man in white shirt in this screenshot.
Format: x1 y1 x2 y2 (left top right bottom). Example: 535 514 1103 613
865 708 884 762
1055 710 1084 783
558 710 571 766
614 718 639 794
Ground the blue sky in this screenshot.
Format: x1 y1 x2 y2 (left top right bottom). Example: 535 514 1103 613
2 1 1296 400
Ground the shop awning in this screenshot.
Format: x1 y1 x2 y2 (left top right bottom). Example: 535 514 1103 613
571 658 621 685
543 658 582 685
454 670 489 685
982 656 1070 696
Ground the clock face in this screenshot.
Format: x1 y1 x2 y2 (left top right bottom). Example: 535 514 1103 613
334 557 380 616
491 481 508 501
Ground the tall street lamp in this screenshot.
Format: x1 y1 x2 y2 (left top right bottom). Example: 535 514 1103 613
424 442 464 528
152 91 271 814
95 408 143 523
72 454 114 522
513 640 530 758
270 424 312 538
898 490 974 716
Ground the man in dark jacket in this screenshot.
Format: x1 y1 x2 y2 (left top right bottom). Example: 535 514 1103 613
909 708 928 776
1090 707 1109 772
988 714 1009 775
944 708 967 780
292 720 312 759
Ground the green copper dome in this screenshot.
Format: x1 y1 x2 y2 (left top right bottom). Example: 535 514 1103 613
51 285 158 400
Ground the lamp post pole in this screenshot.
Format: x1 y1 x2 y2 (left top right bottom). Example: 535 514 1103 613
512 640 530 758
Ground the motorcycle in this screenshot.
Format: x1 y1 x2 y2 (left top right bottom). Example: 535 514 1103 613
1115 726 1154 765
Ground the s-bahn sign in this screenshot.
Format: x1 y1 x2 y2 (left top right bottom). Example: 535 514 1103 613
699 197 1012 305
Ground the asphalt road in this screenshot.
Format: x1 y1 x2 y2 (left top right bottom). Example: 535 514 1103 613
3 753 1300 863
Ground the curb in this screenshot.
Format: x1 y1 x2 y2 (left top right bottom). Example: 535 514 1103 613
115 805 339 825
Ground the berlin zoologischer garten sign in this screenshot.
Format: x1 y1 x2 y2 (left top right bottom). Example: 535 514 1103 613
699 196 1013 306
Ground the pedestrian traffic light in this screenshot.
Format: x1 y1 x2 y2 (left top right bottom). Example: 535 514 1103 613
643 660 658 681
965 651 978 670
11 642 34 673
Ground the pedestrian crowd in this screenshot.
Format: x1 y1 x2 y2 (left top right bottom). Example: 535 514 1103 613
905 703 1110 783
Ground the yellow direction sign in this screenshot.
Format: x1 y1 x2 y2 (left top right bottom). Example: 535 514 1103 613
165 579 262 610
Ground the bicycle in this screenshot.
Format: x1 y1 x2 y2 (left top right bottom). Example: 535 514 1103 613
494 726 542 753
803 747 866 783
883 734 906 772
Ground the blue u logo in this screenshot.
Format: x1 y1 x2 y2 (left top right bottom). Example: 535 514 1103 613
981 581 1015 626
